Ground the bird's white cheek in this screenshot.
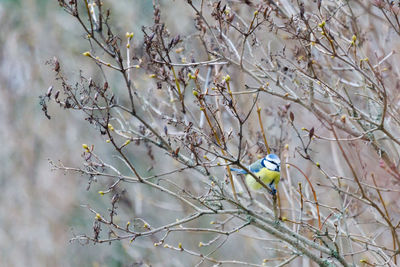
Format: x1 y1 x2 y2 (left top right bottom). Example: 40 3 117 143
264 161 275 170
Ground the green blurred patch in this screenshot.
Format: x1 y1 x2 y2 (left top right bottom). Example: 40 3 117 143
0 0 21 6
104 242 133 267
1 0 51 16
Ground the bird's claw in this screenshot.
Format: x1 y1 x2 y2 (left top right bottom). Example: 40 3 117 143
270 188 277 195
268 183 276 195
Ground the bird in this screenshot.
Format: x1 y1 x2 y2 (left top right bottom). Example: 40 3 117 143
230 154 281 194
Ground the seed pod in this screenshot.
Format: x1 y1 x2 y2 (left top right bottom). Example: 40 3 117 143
309 127 315 139
46 86 53 98
53 57 60 72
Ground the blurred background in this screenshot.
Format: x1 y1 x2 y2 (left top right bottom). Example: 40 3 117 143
0 0 164 266
2 0 400 266
1 1 225 266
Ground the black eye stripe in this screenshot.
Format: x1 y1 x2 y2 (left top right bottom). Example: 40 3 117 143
267 160 279 166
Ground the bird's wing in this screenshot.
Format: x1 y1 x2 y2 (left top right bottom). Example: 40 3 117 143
248 158 264 173
231 158 264 174
230 167 248 174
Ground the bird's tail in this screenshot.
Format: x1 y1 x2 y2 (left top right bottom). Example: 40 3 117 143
230 167 248 174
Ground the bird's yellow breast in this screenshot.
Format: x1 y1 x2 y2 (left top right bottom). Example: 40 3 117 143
245 168 280 190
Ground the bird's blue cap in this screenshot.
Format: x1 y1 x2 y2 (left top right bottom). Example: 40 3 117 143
266 154 280 161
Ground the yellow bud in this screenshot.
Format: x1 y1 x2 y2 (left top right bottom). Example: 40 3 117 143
181 57 186 63
164 244 168 248
284 144 289 149
82 51 91 57
311 41 316 46
123 139 131 146
149 74 156 78
106 63 111 66
198 242 203 247
211 181 215 186
98 191 105 196
210 221 215 225
316 162 321 168
154 243 158 247
106 139 110 143
224 75 231 82
126 221 130 226
320 21 325 27
192 90 198 97
340 114 346 123
352 35 357 42
281 217 287 221
175 47 184 53
87 34 91 38
95 56 100 60
125 32 134 39
254 10 259 16
82 144 89 150
320 31 325 35
126 43 130 48
108 123 114 131
301 127 306 131
178 242 182 249
95 213 101 220
263 259 268 263
144 223 149 228
360 259 368 263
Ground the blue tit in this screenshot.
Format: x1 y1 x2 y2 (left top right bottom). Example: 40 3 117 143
231 154 281 194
